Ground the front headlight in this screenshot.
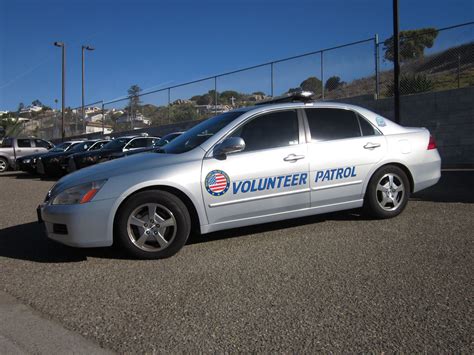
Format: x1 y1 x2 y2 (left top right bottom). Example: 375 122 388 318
24 159 31 164
51 180 107 205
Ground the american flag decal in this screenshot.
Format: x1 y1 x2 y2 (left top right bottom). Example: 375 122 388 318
205 170 230 196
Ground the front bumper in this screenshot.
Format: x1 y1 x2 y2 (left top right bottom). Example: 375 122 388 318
39 198 116 247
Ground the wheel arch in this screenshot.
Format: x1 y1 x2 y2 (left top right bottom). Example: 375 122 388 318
0 155 9 170
112 184 202 242
365 161 415 194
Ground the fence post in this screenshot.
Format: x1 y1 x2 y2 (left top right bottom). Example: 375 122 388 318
270 62 274 97
375 34 380 99
101 101 105 135
214 76 218 115
320 51 324 100
168 88 171 124
457 55 461 88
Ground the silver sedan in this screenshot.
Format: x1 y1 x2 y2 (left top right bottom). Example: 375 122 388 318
38 96 441 259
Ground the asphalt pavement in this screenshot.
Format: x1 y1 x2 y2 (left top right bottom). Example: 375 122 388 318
0 171 472 353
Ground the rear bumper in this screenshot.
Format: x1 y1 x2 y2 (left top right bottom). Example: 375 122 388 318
39 198 115 247
411 149 442 193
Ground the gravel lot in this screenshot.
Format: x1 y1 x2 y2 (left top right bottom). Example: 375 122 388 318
0 171 472 353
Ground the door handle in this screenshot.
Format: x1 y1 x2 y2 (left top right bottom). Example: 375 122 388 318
16 149 22 153
363 142 381 150
283 154 305 162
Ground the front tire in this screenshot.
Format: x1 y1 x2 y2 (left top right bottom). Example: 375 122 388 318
364 165 410 219
0 157 8 173
115 190 191 259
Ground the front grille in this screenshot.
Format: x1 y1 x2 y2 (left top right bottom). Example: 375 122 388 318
53 224 68 235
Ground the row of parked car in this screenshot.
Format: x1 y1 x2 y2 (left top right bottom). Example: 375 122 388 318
0 132 183 178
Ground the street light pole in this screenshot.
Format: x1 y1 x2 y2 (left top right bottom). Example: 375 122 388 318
81 46 95 125
392 0 401 123
54 42 65 141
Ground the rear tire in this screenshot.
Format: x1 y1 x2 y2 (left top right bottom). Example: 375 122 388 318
364 165 410 219
115 190 191 259
0 157 8 173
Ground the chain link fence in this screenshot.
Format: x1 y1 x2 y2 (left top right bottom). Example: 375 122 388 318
3 22 472 141
378 22 474 97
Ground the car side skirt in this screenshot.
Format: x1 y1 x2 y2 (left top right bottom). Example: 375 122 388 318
200 199 363 234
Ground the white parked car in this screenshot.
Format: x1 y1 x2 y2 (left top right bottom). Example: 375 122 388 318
38 91 441 259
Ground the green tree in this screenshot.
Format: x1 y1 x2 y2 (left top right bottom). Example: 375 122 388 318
207 90 219 105
300 76 322 94
17 102 24 113
325 76 344 91
127 85 142 118
196 94 212 105
383 28 438 63
170 103 198 122
32 99 43 107
219 90 241 105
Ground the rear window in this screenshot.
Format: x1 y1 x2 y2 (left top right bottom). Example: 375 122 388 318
1 138 13 148
17 139 32 147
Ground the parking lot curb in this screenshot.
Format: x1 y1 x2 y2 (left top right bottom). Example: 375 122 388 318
0 290 113 354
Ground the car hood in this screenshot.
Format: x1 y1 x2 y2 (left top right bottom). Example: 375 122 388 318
50 149 201 196
41 150 77 160
18 152 47 160
74 148 116 159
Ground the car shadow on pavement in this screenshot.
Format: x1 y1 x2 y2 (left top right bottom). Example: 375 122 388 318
0 210 364 263
0 171 59 182
411 170 474 203
188 209 366 245
0 222 129 263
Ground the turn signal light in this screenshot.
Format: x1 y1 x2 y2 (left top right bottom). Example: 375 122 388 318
427 135 437 150
80 188 99 204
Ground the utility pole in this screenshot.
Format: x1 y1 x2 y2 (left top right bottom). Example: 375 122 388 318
54 42 66 140
81 45 95 125
392 0 401 123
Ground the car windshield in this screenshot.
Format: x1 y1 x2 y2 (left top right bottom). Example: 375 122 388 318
154 133 181 147
102 138 132 150
163 111 246 154
70 141 95 152
50 142 71 152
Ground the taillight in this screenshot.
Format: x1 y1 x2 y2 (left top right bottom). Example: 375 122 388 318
427 135 437 150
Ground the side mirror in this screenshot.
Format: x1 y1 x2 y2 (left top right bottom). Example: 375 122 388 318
213 137 245 158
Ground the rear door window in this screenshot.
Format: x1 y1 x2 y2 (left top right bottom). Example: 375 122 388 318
305 108 361 142
17 139 32 147
127 138 148 149
35 139 52 148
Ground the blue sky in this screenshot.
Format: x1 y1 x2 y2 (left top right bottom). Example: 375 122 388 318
0 0 472 111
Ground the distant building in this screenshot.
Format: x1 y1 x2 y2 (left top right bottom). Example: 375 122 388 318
171 99 192 105
85 113 104 123
20 105 43 114
195 104 231 115
85 121 113 134
116 112 151 126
